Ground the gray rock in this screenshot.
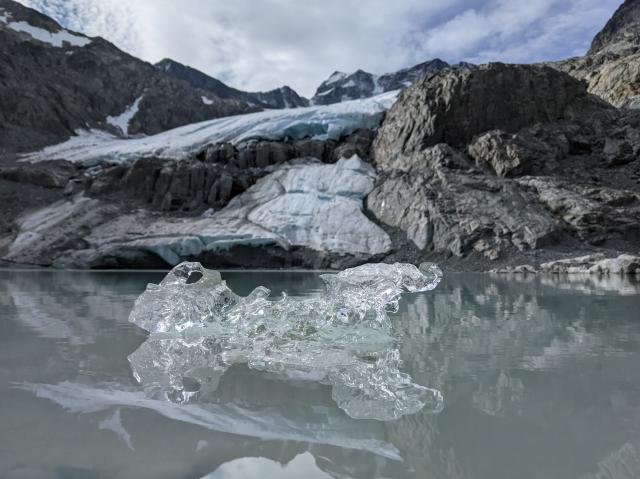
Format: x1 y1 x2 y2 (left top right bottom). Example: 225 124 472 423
367 145 560 258
492 254 640 275
373 63 606 161
468 128 566 177
588 0 640 56
517 177 640 240
540 254 640 274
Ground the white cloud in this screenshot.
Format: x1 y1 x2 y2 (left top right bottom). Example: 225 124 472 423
16 0 622 97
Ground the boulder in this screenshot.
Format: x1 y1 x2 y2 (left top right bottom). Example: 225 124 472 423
367 146 559 258
540 254 640 274
517 178 640 240
467 128 567 177
373 63 606 163
494 254 640 275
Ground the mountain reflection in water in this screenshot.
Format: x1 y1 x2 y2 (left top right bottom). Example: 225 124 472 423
0 269 639 479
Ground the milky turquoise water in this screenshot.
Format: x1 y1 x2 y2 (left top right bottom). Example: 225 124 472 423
1 269 639 479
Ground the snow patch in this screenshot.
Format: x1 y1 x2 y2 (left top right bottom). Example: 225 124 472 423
316 88 335 97
325 71 347 85
106 96 143 137
201 96 214 106
22 91 399 165
5 19 91 47
372 75 384 95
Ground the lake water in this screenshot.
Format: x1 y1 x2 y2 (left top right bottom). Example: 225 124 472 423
1 269 640 479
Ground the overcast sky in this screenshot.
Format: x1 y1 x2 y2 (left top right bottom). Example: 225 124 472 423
18 0 622 97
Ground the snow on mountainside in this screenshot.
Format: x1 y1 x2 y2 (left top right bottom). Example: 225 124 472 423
156 59 310 109
0 7 90 47
21 91 399 164
0 0 252 154
312 59 451 105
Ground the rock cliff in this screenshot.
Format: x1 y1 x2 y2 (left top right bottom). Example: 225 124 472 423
368 63 640 269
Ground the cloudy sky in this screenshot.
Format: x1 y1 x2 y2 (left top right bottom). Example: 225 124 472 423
18 0 621 97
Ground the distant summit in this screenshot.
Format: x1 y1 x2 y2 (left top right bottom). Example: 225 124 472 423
311 59 451 105
155 59 310 109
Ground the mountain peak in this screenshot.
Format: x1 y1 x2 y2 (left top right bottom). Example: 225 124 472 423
589 0 640 55
154 58 309 109
311 59 451 105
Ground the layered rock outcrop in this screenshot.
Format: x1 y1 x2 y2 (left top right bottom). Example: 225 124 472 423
368 63 640 266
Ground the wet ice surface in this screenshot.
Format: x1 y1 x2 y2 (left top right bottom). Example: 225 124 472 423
128 262 444 420
2 269 640 479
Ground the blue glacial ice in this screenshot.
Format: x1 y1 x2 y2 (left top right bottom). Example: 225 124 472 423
21 91 399 165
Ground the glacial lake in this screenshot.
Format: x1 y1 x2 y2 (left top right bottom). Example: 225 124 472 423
1 269 640 479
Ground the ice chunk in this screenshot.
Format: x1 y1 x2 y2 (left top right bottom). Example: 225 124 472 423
128 261 444 420
21 90 399 164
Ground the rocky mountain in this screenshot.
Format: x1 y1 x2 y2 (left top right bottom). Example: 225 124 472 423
0 0 252 155
549 0 640 108
155 58 310 109
1 0 640 271
368 62 640 267
589 0 640 55
311 59 450 105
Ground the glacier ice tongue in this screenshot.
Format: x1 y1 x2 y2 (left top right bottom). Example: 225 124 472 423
128 261 444 420
21 90 399 164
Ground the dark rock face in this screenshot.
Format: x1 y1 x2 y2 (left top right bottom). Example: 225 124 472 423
311 59 450 105
0 0 252 154
374 63 607 160
156 59 310 109
367 63 640 265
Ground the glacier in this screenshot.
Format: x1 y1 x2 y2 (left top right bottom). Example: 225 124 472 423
128 261 444 420
5 156 392 266
21 90 399 165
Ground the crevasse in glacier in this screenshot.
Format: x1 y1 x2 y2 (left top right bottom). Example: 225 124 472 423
128 261 444 420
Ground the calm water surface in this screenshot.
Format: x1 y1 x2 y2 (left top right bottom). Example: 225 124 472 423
1 269 639 479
